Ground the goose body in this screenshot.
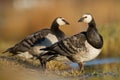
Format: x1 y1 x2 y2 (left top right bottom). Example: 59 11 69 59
40 13 103 72
3 17 69 59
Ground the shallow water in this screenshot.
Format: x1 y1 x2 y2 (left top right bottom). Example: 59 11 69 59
69 58 120 68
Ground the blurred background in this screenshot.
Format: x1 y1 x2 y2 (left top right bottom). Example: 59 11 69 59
0 0 120 58
0 0 120 80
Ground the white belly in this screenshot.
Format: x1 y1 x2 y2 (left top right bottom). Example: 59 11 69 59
17 52 33 59
74 41 102 62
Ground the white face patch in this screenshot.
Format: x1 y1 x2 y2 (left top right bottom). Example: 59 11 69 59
82 14 92 23
56 18 66 26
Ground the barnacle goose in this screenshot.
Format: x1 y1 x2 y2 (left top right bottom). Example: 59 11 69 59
3 17 70 59
40 13 104 72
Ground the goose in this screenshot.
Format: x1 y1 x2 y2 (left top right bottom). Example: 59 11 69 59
3 17 70 59
39 13 104 72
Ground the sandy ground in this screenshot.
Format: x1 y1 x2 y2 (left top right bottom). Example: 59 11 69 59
0 55 77 80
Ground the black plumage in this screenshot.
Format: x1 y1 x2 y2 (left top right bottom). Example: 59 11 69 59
3 29 50 54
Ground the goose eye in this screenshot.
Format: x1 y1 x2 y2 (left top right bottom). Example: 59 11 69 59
62 19 65 22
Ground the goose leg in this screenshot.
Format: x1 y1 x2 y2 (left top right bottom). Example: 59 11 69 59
40 55 58 69
38 52 58 70
39 57 47 70
78 62 85 73
41 60 47 70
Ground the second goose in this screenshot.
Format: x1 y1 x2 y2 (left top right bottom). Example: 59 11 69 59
40 13 104 72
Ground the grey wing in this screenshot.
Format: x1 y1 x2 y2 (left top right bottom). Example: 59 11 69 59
4 29 51 54
48 32 87 56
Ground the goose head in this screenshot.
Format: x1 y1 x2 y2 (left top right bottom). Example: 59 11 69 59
78 13 93 23
55 17 70 26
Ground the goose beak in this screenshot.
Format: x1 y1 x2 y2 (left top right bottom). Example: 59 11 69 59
63 19 70 25
78 17 84 22
65 21 70 25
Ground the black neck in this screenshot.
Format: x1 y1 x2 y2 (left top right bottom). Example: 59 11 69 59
86 19 103 49
51 22 58 30
51 22 65 40
87 19 97 32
